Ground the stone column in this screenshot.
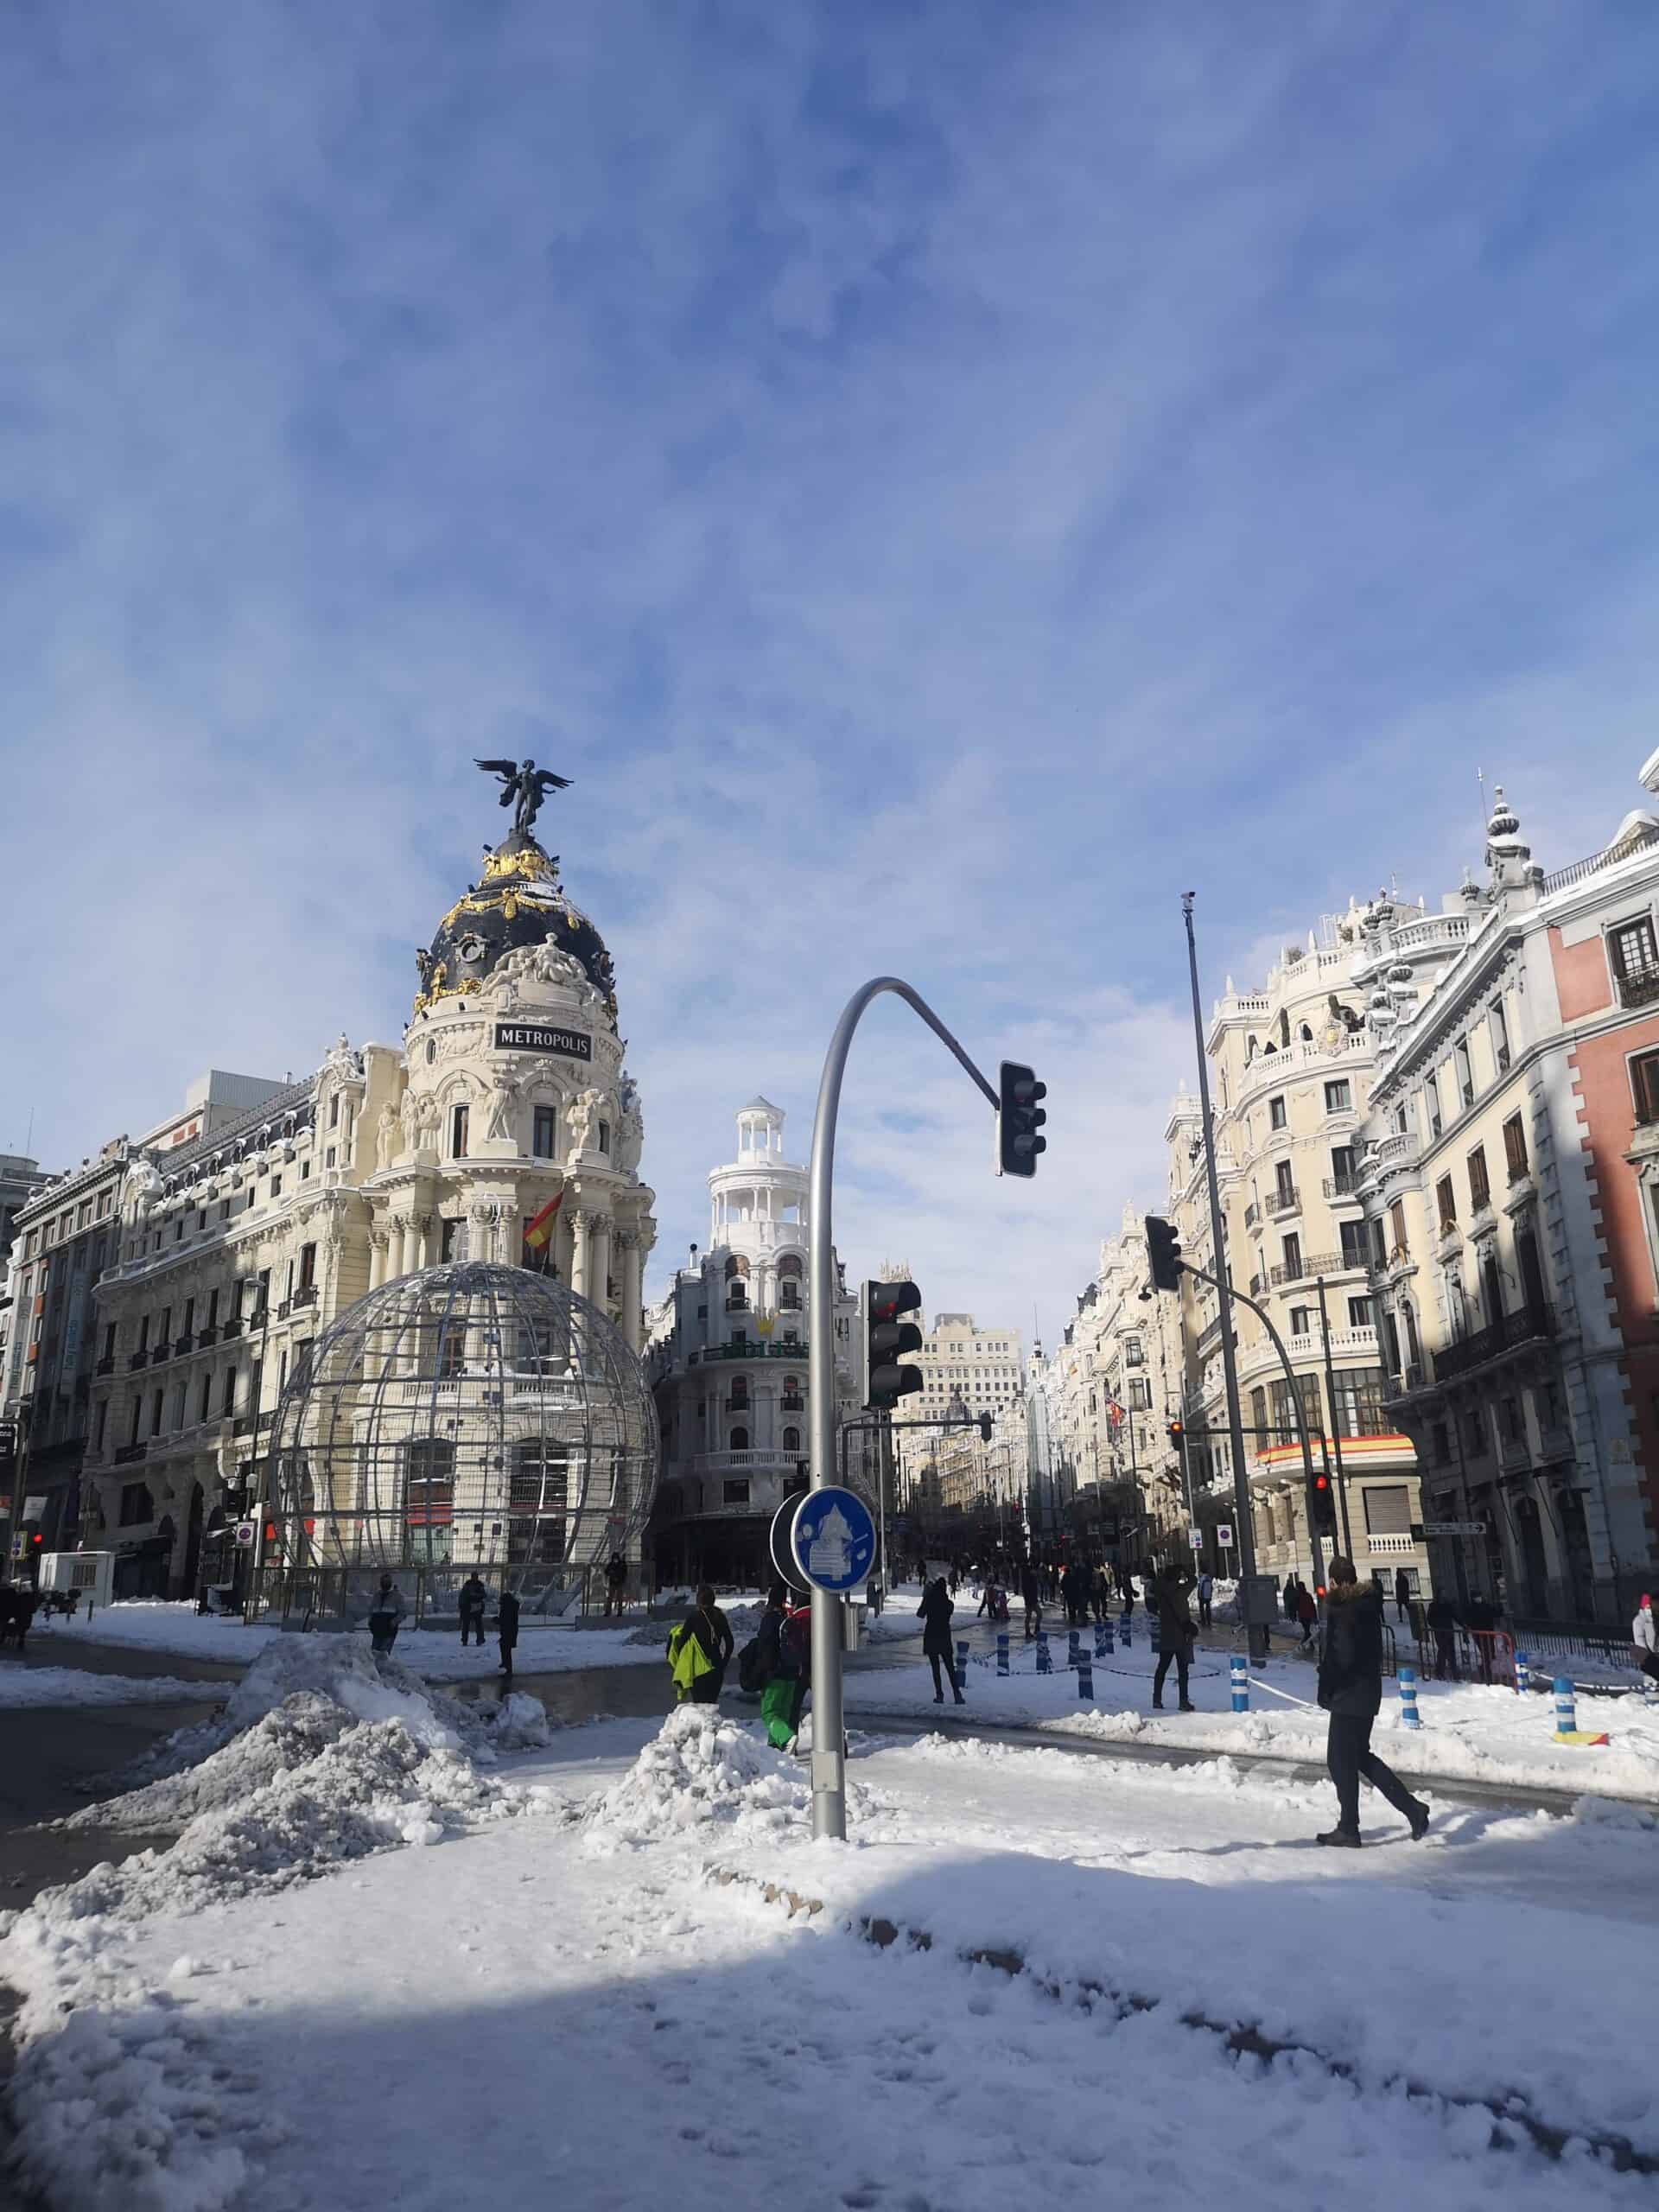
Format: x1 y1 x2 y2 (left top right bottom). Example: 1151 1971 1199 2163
368 1228 386 1291
589 1215 612 1318
569 1210 590 1300
619 1231 643 1353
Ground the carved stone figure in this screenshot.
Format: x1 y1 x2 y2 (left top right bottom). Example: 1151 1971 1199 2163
376 1103 399 1172
485 1079 517 1142
121 1159 163 1217
566 1086 604 1157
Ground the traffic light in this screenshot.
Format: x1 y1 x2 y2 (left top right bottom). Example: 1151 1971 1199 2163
996 1062 1047 1177
1310 1471 1338 1538
1145 1214 1183 1293
865 1280 924 1411
1167 1420 1184 1452
977 1412 993 1443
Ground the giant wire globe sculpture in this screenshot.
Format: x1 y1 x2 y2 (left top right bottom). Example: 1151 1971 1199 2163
267 1262 658 1611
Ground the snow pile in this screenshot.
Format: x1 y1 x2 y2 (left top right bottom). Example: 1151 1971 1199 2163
83 1634 549 1802
582 1707 816 1848
0 1666 224 1708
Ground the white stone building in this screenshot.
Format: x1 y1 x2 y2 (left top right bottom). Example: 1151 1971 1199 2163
75 793 656 1600
646 1098 861 1587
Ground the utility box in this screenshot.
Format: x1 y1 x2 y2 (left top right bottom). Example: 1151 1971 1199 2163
38 1551 115 1612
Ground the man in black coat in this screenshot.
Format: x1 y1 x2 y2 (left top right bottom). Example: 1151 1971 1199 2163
1316 1555 1430 1847
1151 1563 1197 1712
497 1586 520 1679
458 1574 489 1647
1425 1591 1459 1680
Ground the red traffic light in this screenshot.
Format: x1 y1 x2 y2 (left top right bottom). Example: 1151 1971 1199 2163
30 1531 42 1546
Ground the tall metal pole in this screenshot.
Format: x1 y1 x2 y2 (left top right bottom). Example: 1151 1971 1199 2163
808 976 1000 1841
1181 894 1266 1658
1315 1275 1357 1559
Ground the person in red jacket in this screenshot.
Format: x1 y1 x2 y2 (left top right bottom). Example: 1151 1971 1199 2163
1296 1581 1318 1647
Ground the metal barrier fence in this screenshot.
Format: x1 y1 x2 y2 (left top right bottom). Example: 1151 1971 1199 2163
249 1560 593 1630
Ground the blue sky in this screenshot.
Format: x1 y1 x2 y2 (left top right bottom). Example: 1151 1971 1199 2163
3 1 1656 1348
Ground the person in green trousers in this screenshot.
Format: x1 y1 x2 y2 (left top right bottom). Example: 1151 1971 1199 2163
757 1584 811 1748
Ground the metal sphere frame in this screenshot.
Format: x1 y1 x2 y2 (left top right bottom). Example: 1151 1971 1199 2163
265 1261 658 1616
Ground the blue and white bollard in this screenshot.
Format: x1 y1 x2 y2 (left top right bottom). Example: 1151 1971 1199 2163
1514 1649 1529 1696
1067 1629 1080 1669
1230 1654 1249 1713
1397 1662 1421 1730
1094 1620 1109 1660
996 1630 1010 1677
1150 1614 1162 1659
955 1639 969 1694
1036 1631 1052 1675
1077 1649 1095 1700
1554 1675 1577 1737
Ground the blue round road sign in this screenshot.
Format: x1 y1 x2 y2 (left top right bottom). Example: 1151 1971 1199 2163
791 1487 876 1594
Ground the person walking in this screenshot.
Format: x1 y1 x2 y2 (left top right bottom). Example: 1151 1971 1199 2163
1425 1590 1459 1680
1463 1590 1497 1685
668 1584 734 1704
1020 1563 1043 1640
1152 1562 1198 1711
603 1553 628 1619
1393 1567 1411 1626
497 1586 519 1680
458 1573 489 1648
919 1575 963 1705
1315 1554 1430 1847
1196 1569 1213 1629
1297 1581 1318 1648
756 1585 812 1748
366 1574 406 1658
1631 1592 1658 1694
1283 1573 1298 1624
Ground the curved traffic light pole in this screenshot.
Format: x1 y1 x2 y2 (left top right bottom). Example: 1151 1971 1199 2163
809 978 1001 1840
1179 1258 1325 1599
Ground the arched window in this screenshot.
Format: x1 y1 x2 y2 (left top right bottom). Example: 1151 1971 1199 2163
782 1426 800 1452
729 1425 749 1451
778 1255 803 1309
729 1378 749 1409
1300 1022 1313 1043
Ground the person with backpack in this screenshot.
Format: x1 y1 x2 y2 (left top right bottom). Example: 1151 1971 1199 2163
497 1586 520 1680
749 1584 812 1747
919 1575 963 1705
1315 1554 1430 1847
667 1584 734 1704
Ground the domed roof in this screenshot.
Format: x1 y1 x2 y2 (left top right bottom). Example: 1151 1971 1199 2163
415 832 618 1026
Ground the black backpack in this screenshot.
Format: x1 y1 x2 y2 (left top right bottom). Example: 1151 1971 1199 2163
737 1634 766 1694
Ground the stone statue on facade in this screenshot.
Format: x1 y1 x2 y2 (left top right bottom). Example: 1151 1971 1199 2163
474 757 572 838
121 1158 162 1217
376 1103 399 1172
565 1086 603 1158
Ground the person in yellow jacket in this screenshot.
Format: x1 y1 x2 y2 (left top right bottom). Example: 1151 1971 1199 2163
668 1584 735 1704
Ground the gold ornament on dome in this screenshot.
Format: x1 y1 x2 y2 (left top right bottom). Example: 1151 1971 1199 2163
481 843 557 886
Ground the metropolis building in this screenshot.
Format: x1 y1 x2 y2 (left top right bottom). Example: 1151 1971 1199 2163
49 776 658 1602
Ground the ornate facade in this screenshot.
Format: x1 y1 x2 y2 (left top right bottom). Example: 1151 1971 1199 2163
68 795 656 1600
646 1098 860 1587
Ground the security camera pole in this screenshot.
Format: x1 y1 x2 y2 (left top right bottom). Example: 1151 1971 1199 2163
807 977 1043 1841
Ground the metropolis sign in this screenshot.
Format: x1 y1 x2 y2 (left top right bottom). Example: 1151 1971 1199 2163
493 1022 592 1061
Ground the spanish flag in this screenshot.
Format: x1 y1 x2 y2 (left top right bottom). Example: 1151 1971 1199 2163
524 1189 564 1254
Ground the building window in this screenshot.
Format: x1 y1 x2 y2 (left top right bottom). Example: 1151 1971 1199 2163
175 1217 185 1242
198 1372 212 1421
97 1190 111 1219
1490 1001 1511 1073
450 1104 469 1159
1281 1233 1302 1280
1423 1074 1443 1141
1274 1160 1295 1203
270 1175 282 1200
102 1322 117 1361
150 1389 164 1436
729 1426 749 1451
1630 1051 1659 1128
158 1306 171 1348
1464 1408 1486 1457
324 1147 336 1169
1332 1366 1388 1439
119 1482 156 1527
299 1243 317 1290
1339 1218 1369 1268
722 1479 751 1505
1363 1483 1411 1535
533 1107 557 1159
1289 1306 1310 1337
1268 1095 1287 1131
1347 1296 1374 1329
597 1121 611 1154
1324 1078 1351 1115
329 1091 341 1128
182 1297 195 1341
222 1367 236 1415
1468 1145 1491 1213
1503 1114 1529 1180
1329 1145 1356 1192
1431 1420 1451 1465
1389 1199 1408 1258
1436 1177 1457 1233
1454 1038 1475 1109
782 1426 800 1452
441 1217 461 1262
1611 916 1659 1007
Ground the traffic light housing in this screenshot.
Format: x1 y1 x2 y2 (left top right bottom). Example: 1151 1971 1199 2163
977 1412 993 1444
865 1280 924 1411
996 1061 1047 1177
1310 1470 1338 1538
1167 1420 1184 1452
1145 1214 1183 1293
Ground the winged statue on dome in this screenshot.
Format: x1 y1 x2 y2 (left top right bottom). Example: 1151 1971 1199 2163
474 756 572 837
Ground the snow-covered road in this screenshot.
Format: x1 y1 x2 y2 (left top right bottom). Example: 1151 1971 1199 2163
6 1678 1657 2212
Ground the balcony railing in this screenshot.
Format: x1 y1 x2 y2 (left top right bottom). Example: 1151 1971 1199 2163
221 1318 244 1339
232 1414 257 1437
1541 818 1659 895
1266 1184 1300 1218
1243 1201 1260 1229
128 1351 149 1370
196 1325 219 1348
1322 1174 1359 1200
690 1449 790 1473
690 1342 805 1363
1431 1300 1554 1383
94 1355 115 1377
113 1441 149 1465
152 1341 172 1362
1266 1252 1346 1287
1617 969 1659 1012
293 1283 318 1308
